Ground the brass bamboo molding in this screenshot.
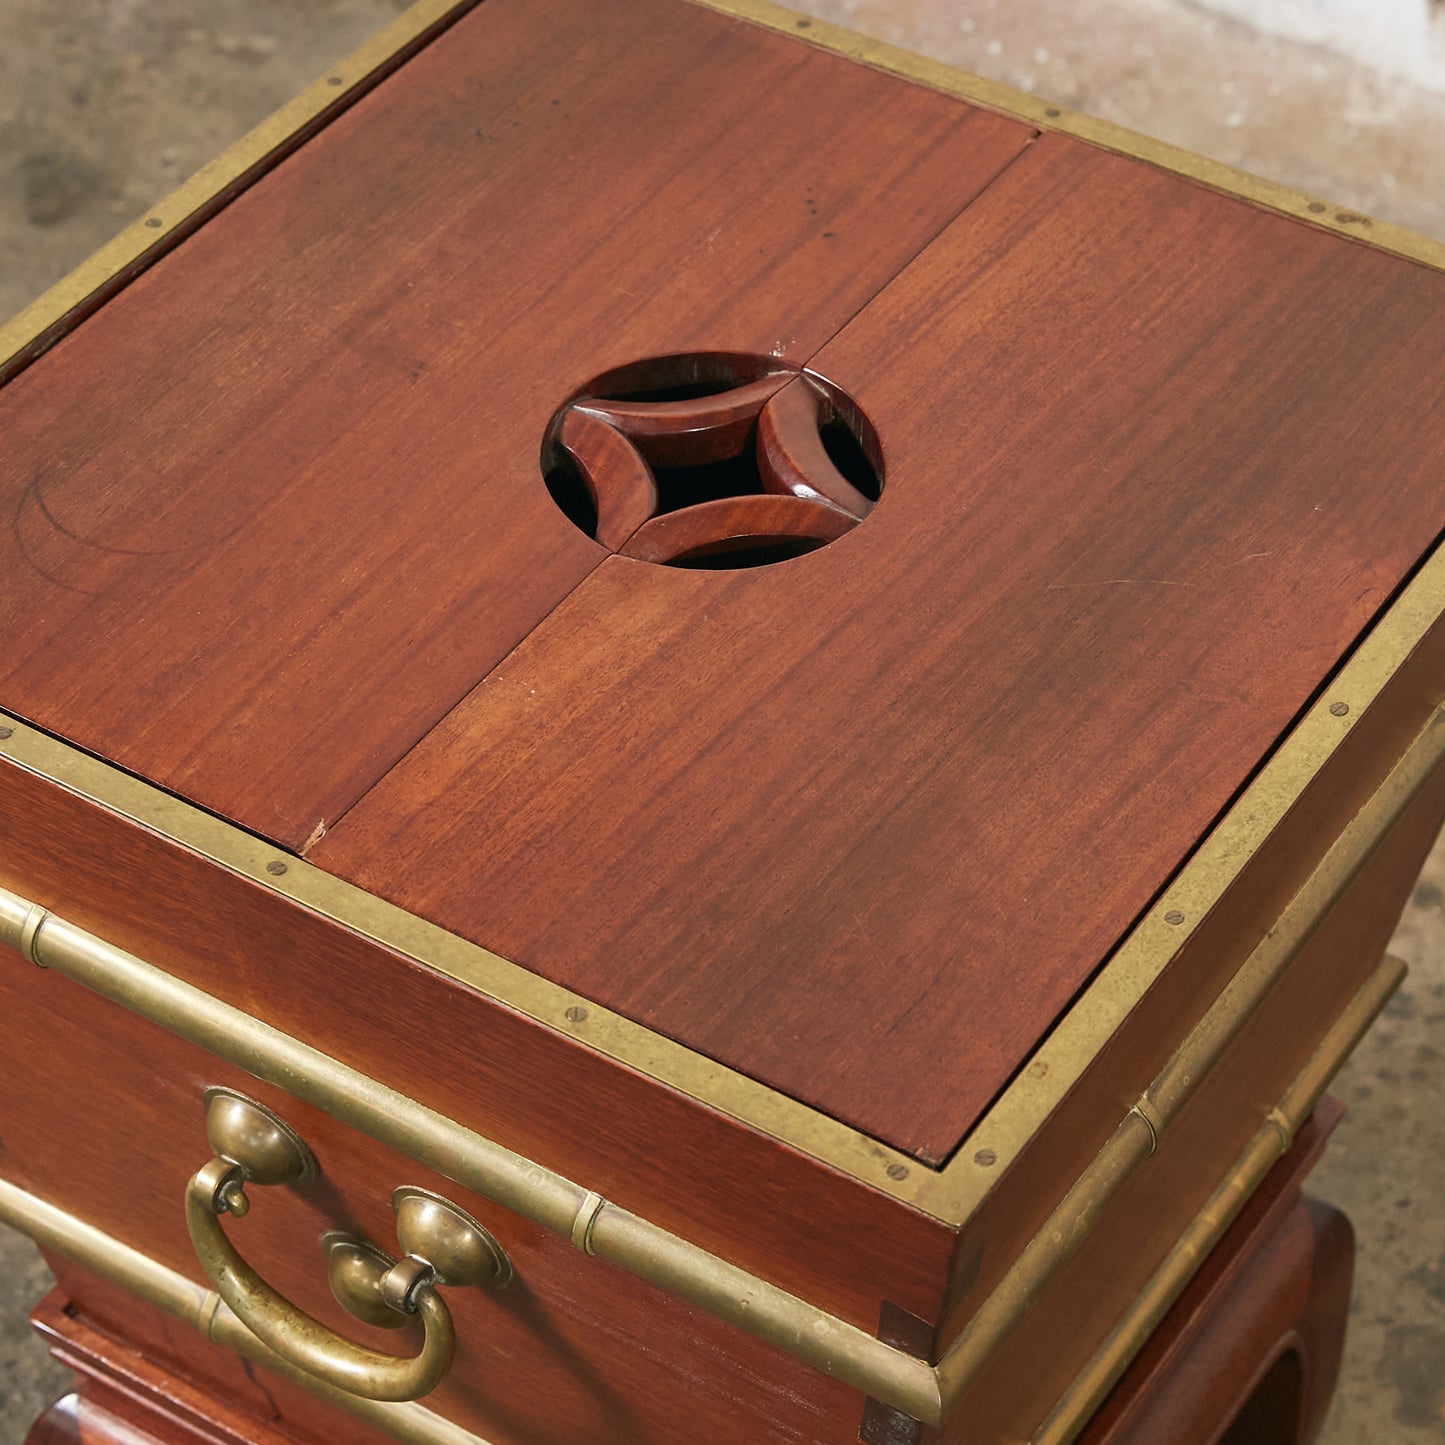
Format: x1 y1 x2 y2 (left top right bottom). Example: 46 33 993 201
1030 953 1407 1445
2 0 1444 1224
0 1176 487 1445
0 885 1413 1426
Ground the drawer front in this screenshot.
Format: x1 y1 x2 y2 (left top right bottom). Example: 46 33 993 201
0 951 864 1445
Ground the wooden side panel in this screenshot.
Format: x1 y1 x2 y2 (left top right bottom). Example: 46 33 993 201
2 965 867 1445
0 0 1032 850
0 756 959 1335
315 134 1445 1159
936 755 1445 1440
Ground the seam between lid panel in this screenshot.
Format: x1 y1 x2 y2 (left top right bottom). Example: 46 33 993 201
313 124 1043 853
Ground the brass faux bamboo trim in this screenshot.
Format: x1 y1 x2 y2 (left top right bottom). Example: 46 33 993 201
1 0 1443 1223
0 934 1400 1433
0 1177 488 1445
0 884 942 1424
696 0 1445 275
1030 953 1407 1445
0 821 1419 1427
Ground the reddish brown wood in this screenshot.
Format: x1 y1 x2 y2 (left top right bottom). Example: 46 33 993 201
936 677 1445 1361
576 372 792 469
31 1275 368 1444
0 0 1031 851
315 133 1445 1160
757 377 876 518
1081 1195 1354 1445
941 1102 1347 1444
558 410 659 550
0 755 960 1338
620 492 856 563
1 974 869 1445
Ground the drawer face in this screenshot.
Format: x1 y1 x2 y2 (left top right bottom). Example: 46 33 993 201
0 953 863 1445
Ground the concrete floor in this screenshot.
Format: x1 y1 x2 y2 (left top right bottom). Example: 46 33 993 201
0 1 1441 1441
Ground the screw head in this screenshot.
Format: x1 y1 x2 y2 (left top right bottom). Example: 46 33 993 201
1165 909 1185 925
0 726 12 740
973 1149 997 1168
266 860 288 876
886 1162 909 1181
565 1005 588 1023
1329 701 1349 717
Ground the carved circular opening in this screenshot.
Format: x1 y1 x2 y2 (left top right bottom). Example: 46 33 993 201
542 352 883 569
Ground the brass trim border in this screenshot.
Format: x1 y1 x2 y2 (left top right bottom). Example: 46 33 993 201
693 0 1445 274
0 885 1412 1425
0 1178 487 1445
0 0 483 388
1 0 1443 1223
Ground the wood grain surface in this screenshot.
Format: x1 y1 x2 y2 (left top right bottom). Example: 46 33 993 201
0 0 1030 849
1 963 874 1445
0 753 960 1338
316 134 1445 1160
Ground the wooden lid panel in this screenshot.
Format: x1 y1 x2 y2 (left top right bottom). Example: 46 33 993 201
315 135 1445 1161
0 0 1030 849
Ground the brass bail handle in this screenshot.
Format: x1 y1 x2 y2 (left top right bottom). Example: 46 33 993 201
185 1088 511 1403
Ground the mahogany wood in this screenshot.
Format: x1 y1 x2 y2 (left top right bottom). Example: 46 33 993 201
936 631 1445 1353
1081 1197 1354 1445
315 133 1445 1160
2 970 866 1445
32 1271 371 1444
0 756 959 1337
0 0 1031 851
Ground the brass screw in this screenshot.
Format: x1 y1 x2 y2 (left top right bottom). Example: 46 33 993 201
886 1162 909 1180
0 727 12 740
266 860 288 876
1329 702 1349 717
565 1006 588 1023
327 75 344 86
145 217 162 228
1308 202 1326 213
1165 909 1185 925
974 1149 997 1167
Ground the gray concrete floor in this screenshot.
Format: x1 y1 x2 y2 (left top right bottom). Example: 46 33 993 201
0 1 1441 1441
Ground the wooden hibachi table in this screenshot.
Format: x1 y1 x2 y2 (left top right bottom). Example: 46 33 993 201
1 2 1443 1442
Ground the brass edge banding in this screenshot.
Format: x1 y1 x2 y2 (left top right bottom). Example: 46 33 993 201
0 0 482 386
0 1179 490 1445
1028 955 1406 1445
0 0 1440 1229
690 0 1445 274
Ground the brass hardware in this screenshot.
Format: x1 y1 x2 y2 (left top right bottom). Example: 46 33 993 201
17 903 47 967
202 1087 315 1190
0 960 1398 1439
699 0 1445 276
1028 954 1406 1444
393 1187 512 1292
0 1180 489 1445
184 1092 507 1403
327 1235 413 1331
0 863 1423 1426
570 1191 606 1255
0 0 1437 1229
